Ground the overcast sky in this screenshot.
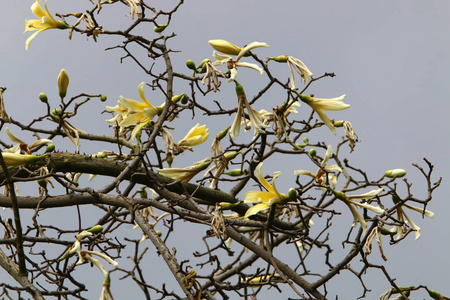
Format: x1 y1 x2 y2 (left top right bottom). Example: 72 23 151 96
1 1 449 299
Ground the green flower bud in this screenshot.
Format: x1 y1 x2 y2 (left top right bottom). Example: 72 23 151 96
224 151 240 161
139 188 148 199
154 24 168 33
309 148 316 157
186 60 196 71
292 144 306 150
172 93 186 104
87 225 103 234
216 127 230 141
333 120 344 127
288 188 298 202
267 55 288 63
196 59 209 73
392 194 401 204
100 95 107 102
219 201 242 210
224 169 246 176
426 288 445 300
44 144 55 153
39 93 48 103
303 137 309 144
156 231 162 237
57 69 69 99
384 169 407 178
379 227 394 236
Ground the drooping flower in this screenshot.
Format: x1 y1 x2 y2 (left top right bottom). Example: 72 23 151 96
157 158 212 183
110 82 163 140
24 0 71 50
294 145 341 188
210 41 269 82
244 163 289 218
176 123 209 151
391 195 434 240
297 93 350 134
230 81 268 139
333 188 385 232
267 55 313 90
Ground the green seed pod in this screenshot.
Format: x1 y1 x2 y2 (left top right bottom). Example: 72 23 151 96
39 93 48 103
309 148 316 157
100 95 107 102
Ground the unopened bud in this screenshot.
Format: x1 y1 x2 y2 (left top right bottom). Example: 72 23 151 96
156 231 162 237
172 93 186 104
333 120 344 127
44 144 55 153
186 60 196 71
303 137 309 144
267 55 288 63
288 188 298 201
87 225 103 234
224 169 246 176
309 148 316 157
100 95 107 102
219 201 242 210
384 169 406 178
37 178 47 189
154 24 168 33
426 288 445 300
208 39 241 56
39 93 48 103
216 126 230 141
57 69 69 99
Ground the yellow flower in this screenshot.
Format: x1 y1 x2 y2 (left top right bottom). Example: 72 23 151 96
117 82 163 140
244 163 288 218
177 123 209 150
297 94 350 134
294 145 341 188
157 158 212 183
24 0 71 50
0 152 45 167
333 188 384 232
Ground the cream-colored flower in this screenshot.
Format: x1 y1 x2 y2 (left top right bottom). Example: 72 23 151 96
24 0 71 50
333 188 384 232
157 158 212 183
294 145 341 188
297 94 350 134
391 195 434 240
211 41 269 82
244 163 288 218
267 55 313 90
230 81 268 139
4 127 52 154
177 123 209 151
115 82 163 140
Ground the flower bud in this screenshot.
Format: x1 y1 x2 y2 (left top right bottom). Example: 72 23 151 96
288 188 298 202
267 55 288 63
426 288 444 300
224 169 246 176
156 231 162 237
208 39 241 56
224 151 240 161
172 93 186 104
309 148 316 157
186 60 196 71
87 225 103 234
219 201 242 210
332 190 347 201
37 178 47 189
333 120 344 127
39 93 48 103
154 24 168 33
57 69 69 99
384 169 406 178
303 137 309 144
100 95 107 102
45 144 55 153
292 144 306 150
216 126 230 141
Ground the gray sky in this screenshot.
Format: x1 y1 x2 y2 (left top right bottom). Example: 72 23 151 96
1 1 449 299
